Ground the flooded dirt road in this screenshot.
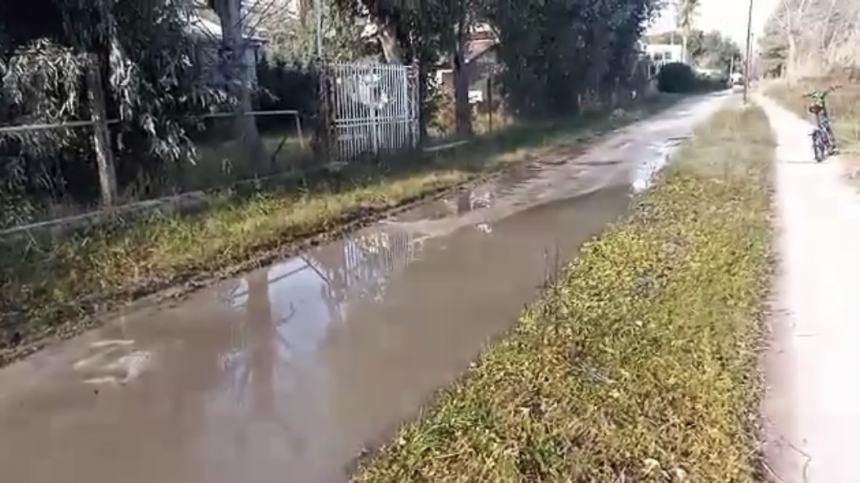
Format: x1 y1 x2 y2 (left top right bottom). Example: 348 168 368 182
0 94 726 483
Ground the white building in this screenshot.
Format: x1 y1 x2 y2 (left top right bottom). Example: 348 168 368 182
644 43 684 66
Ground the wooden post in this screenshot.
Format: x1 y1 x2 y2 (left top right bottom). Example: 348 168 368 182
85 56 118 206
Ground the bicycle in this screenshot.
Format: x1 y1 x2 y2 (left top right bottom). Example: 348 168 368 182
803 86 839 162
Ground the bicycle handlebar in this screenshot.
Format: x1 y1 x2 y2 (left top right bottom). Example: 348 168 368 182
804 85 842 98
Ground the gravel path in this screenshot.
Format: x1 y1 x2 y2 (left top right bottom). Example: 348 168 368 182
759 95 860 483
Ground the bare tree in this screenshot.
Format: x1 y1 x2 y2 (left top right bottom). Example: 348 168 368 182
766 0 860 78
771 0 812 79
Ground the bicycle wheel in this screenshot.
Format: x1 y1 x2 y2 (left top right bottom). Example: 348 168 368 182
812 131 826 162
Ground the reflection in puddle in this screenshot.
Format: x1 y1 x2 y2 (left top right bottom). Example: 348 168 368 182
222 226 423 365
394 185 501 223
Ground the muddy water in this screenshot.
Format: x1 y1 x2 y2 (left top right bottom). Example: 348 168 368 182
0 94 726 483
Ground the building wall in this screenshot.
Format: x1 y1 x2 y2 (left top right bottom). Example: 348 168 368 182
645 43 683 65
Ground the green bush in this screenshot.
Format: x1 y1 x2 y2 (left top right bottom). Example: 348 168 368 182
657 62 698 93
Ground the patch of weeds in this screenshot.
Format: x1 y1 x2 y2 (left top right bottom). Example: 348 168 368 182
353 104 774 482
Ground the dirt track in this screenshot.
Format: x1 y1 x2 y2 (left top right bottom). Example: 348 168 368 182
0 93 727 483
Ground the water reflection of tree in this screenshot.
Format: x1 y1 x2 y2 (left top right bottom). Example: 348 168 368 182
307 189 494 307
194 225 422 473
246 270 275 413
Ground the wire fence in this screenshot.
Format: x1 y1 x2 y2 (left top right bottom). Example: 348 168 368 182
0 108 313 234
0 59 431 237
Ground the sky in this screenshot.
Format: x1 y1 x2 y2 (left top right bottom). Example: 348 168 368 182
647 0 782 51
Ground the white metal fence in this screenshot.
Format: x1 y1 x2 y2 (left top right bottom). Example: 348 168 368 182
322 63 419 161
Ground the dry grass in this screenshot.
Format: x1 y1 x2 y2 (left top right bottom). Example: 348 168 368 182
353 104 775 482
0 96 680 363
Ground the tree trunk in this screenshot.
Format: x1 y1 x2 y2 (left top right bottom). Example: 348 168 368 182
452 16 472 137
377 20 404 63
418 58 430 138
682 34 688 63
299 0 312 26
212 0 266 170
786 34 798 80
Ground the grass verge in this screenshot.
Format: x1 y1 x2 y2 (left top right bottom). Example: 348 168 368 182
0 95 680 364
353 103 774 482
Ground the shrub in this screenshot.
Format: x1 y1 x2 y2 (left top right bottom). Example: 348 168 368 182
657 62 698 93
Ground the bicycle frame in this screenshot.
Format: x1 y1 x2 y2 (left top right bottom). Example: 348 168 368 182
817 110 835 144
805 88 838 159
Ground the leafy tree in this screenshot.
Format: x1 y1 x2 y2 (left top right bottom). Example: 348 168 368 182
490 0 658 118
0 0 223 208
256 0 372 63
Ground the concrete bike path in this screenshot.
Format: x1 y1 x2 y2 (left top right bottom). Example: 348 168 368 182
759 95 860 483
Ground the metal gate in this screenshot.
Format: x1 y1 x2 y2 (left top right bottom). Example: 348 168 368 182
321 63 419 161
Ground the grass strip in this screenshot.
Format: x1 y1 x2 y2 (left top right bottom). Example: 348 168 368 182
0 96 679 363
353 103 774 482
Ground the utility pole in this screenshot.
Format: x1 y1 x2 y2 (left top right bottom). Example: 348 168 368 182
743 0 754 104
314 0 322 58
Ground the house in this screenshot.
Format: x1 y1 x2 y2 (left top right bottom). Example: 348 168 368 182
642 43 683 78
187 15 266 87
644 43 683 67
435 24 500 105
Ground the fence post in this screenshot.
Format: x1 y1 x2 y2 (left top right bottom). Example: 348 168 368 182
85 55 118 207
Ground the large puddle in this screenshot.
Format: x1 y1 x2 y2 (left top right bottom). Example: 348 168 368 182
0 94 727 483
